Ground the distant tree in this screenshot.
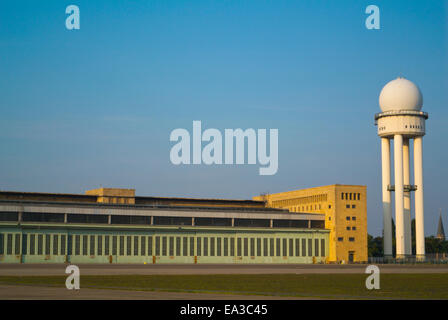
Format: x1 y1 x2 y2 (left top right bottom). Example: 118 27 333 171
368 234 383 257
369 218 448 257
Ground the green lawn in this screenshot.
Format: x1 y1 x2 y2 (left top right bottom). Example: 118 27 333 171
1 274 448 299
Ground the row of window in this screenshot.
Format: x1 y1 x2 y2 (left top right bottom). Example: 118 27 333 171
341 193 361 201
346 226 357 231
272 194 328 207
405 124 422 129
346 204 356 209
337 237 355 242
0 233 326 258
0 212 323 229
291 204 323 212
346 216 357 221
379 124 423 131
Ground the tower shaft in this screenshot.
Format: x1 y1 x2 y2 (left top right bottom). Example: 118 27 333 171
403 139 412 256
381 138 393 257
414 136 425 260
394 134 405 258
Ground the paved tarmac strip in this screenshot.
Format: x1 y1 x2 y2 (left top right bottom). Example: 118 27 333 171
1 263 448 276
0 284 308 300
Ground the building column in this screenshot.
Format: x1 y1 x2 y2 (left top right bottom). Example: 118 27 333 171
403 138 412 256
381 138 393 258
394 134 405 259
414 137 425 260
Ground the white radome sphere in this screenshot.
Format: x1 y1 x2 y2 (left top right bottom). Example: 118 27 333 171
379 77 423 112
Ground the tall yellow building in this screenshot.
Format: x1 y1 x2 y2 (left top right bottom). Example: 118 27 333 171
254 184 367 263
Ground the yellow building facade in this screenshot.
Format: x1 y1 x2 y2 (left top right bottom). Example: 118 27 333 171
254 185 367 263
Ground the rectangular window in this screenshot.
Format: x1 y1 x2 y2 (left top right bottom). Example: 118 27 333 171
282 238 287 256
321 239 325 257
338 237 343 242
83 235 88 256
176 237 181 256
119 236 125 256
75 235 80 255
162 237 167 256
270 238 274 257
289 239 294 257
346 216 350 221
190 237 194 256
148 236 153 256
352 217 357 221
197 237 202 256
53 235 59 255
308 239 312 256
30 234 35 255
315 239 319 256
68 235 73 256
237 238 242 256
169 236 174 256
350 193 352 200
346 204 350 209
203 237 208 256
126 236 131 256
349 237 355 242
38 234 43 255
295 239 300 256
98 236 102 256
358 193 360 200
210 237 215 256
263 238 268 256
347 226 350 230
155 236 160 256
250 238 255 257
104 236 109 256
217 238 222 256
112 236 117 255
183 237 188 256
243 238 248 256
224 238 228 256
230 238 235 256
352 226 357 230
141 236 146 256
21 234 28 255
257 238 261 256
0 234 4 255
134 236 139 256
45 234 51 255
352 205 356 209
341 193 344 200
276 238 281 257
61 235 66 255
90 235 95 256
15 234 21 255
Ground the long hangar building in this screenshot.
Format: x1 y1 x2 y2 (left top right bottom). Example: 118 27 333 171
0 184 367 264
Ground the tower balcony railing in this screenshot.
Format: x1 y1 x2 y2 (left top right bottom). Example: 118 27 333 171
374 110 429 121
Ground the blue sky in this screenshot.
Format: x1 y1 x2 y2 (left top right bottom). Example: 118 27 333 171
0 0 447 236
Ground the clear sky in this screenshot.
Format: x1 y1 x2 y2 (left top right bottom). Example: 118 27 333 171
0 0 447 236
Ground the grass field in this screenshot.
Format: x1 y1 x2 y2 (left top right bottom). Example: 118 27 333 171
1 273 448 299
